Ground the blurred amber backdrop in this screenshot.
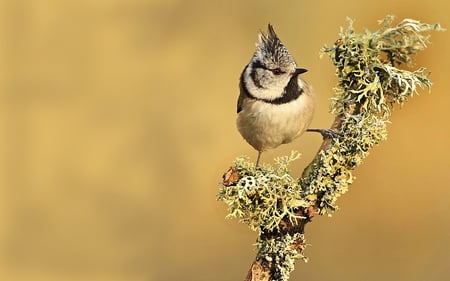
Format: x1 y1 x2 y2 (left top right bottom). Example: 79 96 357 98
0 0 449 281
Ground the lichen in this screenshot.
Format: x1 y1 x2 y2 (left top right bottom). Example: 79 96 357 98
218 15 444 281
257 233 308 281
300 16 444 214
218 151 307 233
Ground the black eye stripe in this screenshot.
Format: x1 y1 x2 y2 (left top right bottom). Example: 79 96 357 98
251 60 286 75
271 68 284 75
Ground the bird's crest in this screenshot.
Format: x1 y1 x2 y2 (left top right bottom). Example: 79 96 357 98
255 24 296 68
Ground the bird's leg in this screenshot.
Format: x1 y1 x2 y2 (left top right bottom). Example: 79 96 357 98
255 151 262 168
307 128 342 140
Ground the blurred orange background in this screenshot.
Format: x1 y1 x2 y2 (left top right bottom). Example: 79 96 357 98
0 1 449 281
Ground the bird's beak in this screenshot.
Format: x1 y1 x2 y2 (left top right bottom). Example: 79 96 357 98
295 68 308 75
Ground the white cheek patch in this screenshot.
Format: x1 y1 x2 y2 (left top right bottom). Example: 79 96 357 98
244 66 290 101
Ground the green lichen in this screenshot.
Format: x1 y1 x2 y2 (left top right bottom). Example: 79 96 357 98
218 151 307 233
325 16 441 117
258 233 308 281
218 15 444 281
301 16 444 214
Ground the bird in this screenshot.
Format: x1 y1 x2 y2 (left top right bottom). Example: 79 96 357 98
236 24 316 167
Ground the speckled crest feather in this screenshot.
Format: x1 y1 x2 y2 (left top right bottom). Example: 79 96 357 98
256 24 296 68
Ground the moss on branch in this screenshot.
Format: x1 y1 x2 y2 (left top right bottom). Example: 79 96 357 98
219 16 444 281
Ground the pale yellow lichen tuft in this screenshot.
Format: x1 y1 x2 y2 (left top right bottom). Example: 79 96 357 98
258 233 308 281
218 151 307 233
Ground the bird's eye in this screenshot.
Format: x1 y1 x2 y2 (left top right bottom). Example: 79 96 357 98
271 68 284 75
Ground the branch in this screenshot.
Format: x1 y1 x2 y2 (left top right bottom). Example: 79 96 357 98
219 16 444 281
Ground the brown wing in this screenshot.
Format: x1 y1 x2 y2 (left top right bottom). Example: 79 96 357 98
237 67 249 113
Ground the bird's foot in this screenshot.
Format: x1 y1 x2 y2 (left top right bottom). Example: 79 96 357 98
307 128 342 140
